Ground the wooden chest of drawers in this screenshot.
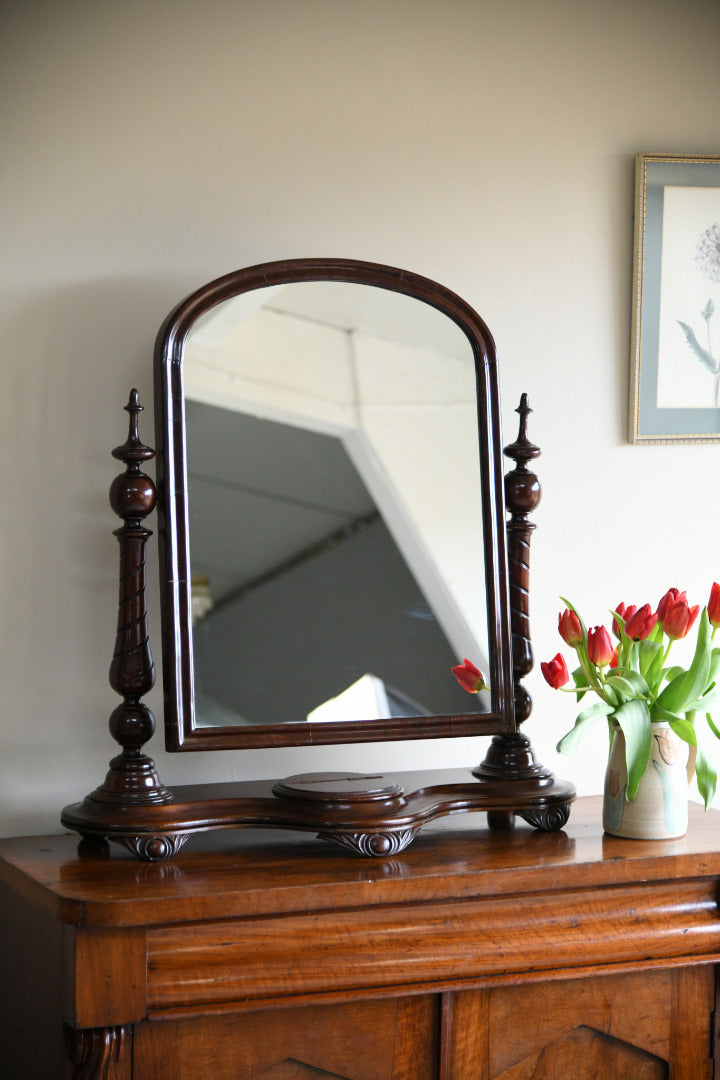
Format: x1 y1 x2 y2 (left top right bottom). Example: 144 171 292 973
2 797 720 1078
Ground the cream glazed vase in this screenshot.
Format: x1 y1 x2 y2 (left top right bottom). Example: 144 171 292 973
603 721 696 839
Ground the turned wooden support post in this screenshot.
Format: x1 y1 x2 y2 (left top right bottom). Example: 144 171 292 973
474 394 549 791
88 390 172 807
504 392 541 727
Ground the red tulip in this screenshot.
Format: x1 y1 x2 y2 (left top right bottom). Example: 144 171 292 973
612 601 637 638
558 608 582 646
623 603 658 642
708 582 720 628
452 658 489 693
609 647 619 670
587 625 614 666
661 597 700 640
657 588 685 627
541 653 570 689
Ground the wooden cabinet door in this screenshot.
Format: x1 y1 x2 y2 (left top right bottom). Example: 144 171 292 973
133 996 437 1080
445 967 714 1080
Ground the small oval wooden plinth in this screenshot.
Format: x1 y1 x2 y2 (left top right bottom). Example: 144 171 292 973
273 773 413 856
273 772 405 805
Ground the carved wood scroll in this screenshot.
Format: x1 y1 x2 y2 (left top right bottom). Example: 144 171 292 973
66 1025 127 1080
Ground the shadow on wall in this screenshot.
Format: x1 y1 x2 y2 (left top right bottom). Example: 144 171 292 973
0 275 199 833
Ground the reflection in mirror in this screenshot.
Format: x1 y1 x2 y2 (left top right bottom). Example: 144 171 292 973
182 282 489 729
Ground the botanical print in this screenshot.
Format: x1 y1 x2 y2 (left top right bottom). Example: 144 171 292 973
656 186 720 408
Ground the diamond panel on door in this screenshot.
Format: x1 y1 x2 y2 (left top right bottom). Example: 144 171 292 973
256 1061 351 1080
493 1024 666 1079
133 995 437 1080
445 967 713 1080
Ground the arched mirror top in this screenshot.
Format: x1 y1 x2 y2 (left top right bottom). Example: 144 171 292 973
154 258 514 751
158 258 498 368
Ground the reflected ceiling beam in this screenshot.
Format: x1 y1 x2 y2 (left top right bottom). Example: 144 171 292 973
206 510 380 618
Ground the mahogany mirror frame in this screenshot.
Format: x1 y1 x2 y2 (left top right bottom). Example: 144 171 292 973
154 258 516 752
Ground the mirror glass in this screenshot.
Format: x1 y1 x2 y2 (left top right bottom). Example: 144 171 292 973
184 281 487 729
155 260 514 750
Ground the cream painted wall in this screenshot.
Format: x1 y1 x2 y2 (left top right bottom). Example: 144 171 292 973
2 0 720 836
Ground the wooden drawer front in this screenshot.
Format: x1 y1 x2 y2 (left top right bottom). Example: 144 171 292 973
147 879 720 1013
133 996 437 1080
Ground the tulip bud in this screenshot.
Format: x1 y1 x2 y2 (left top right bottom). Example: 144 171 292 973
661 598 700 640
451 659 489 693
612 601 637 639
623 603 658 642
558 608 582 646
540 653 570 689
587 625 614 666
657 588 685 628
708 582 720 628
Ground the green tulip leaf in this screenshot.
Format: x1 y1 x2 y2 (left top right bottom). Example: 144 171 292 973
709 647 720 685
638 640 662 681
684 689 718 714
668 716 716 809
613 698 652 800
606 668 649 698
652 707 682 726
571 665 589 702
646 646 666 691
572 665 589 686
604 676 639 700
556 701 614 755
602 682 619 708
695 744 717 810
577 700 615 724
668 714 697 745
657 610 712 715
706 712 720 741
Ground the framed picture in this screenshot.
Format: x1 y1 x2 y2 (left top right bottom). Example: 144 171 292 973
629 152 720 443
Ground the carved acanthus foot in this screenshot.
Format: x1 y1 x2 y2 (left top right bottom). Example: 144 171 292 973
519 804 571 831
66 1025 126 1080
117 832 190 861
318 828 419 857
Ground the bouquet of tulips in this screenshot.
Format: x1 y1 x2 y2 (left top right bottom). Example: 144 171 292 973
542 586 720 807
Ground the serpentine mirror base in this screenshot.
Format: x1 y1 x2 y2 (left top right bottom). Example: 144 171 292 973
62 767 576 861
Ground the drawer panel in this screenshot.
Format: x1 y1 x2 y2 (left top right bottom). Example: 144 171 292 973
146 879 720 1012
